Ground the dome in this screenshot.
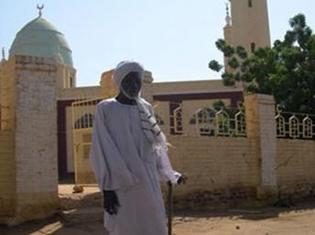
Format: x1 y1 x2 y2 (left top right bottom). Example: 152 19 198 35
9 16 73 67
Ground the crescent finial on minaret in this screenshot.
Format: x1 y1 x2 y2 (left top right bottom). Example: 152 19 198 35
37 4 44 17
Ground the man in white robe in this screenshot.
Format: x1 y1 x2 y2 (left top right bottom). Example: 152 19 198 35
90 61 184 235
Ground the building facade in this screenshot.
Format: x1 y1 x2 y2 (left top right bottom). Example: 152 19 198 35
224 0 271 70
0 1 271 224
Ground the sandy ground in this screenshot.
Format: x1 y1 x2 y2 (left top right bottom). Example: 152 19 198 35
2 185 315 235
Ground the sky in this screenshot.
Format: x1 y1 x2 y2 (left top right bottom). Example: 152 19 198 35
1 0 315 87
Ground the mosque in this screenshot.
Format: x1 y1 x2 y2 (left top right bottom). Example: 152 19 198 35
0 0 271 224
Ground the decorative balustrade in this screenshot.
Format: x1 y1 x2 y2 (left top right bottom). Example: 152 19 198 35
71 98 248 138
172 105 183 134
275 107 315 139
194 107 246 137
167 105 246 137
71 98 315 140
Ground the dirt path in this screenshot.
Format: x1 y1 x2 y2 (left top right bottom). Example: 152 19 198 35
2 185 315 235
173 209 315 235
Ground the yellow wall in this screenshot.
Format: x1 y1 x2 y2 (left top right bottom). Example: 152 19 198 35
153 80 242 95
277 139 315 191
0 130 15 220
0 59 17 130
72 94 315 206
168 136 259 195
59 86 103 100
0 55 60 225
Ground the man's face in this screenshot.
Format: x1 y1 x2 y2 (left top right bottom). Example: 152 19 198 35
120 72 142 98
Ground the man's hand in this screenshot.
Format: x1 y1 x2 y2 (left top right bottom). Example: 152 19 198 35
103 190 120 215
177 174 188 185
168 174 188 186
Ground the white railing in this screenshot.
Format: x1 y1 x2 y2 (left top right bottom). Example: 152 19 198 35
169 106 246 137
195 107 246 137
194 107 216 136
172 105 183 135
276 108 315 139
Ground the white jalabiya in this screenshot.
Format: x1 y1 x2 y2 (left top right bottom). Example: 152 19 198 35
90 98 178 235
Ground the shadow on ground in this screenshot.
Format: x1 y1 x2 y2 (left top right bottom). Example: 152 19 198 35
2 186 315 235
174 196 315 221
0 191 107 235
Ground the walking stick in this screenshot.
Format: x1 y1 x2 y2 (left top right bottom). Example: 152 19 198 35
167 182 173 235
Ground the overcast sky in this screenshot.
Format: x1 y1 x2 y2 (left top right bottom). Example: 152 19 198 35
1 0 315 86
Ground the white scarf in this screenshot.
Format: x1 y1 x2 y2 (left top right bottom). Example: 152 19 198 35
112 61 167 148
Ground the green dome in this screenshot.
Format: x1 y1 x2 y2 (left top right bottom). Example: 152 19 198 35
10 16 73 66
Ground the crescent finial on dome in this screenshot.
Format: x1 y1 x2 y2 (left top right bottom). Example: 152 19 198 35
37 4 44 17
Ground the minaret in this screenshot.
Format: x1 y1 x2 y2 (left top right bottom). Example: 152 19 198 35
225 0 271 53
223 3 233 73
224 3 232 45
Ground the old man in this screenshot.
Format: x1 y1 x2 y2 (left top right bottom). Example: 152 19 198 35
90 61 183 235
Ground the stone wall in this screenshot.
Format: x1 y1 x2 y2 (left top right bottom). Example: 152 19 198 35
0 56 60 225
0 59 17 130
0 131 15 221
12 56 59 224
152 80 242 95
277 139 315 197
58 86 103 100
72 93 315 207
245 94 278 198
167 136 259 203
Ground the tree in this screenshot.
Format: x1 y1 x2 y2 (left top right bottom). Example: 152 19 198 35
209 14 315 113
